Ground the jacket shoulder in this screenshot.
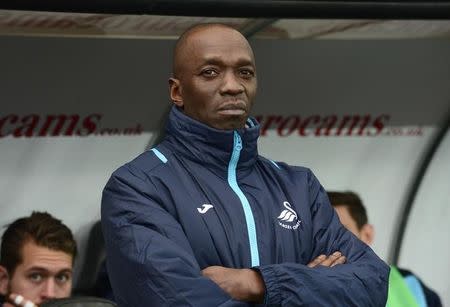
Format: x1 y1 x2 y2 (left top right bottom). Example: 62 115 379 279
258 155 313 177
257 156 324 199
111 147 171 182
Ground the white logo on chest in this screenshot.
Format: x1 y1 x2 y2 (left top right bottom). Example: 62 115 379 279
277 201 301 230
197 204 214 214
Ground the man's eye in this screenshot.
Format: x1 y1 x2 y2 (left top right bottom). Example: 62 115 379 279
29 273 43 282
239 69 254 78
201 69 218 77
56 273 71 284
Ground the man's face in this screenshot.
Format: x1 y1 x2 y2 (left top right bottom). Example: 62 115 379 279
170 26 257 130
334 205 374 246
6 241 73 304
334 205 362 238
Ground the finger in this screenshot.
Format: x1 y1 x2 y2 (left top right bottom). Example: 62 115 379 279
8 293 24 306
319 251 342 267
201 266 222 277
8 293 38 307
330 255 346 267
23 301 38 307
202 269 212 278
307 254 326 268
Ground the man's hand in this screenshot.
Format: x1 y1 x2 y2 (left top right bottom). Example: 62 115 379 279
202 252 345 302
5 293 38 307
202 266 265 303
307 251 346 268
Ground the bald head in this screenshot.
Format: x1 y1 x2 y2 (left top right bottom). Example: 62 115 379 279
168 23 257 130
172 24 254 79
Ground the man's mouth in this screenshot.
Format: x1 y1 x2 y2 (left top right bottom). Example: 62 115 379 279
218 101 247 116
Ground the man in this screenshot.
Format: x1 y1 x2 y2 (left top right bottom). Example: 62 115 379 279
101 23 389 306
0 212 77 307
328 191 442 307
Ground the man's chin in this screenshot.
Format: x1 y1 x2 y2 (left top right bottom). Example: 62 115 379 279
215 116 248 130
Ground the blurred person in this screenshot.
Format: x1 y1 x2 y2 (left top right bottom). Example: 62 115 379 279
328 191 442 307
0 212 77 307
102 23 389 306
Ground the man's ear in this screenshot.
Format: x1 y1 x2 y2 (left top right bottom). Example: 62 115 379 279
0 265 10 295
169 78 183 107
360 224 374 246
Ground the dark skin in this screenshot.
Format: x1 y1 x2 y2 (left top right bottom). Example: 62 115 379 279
202 254 346 303
170 24 257 130
169 25 346 303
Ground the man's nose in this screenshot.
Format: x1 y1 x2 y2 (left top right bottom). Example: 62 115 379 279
220 71 244 95
40 279 56 299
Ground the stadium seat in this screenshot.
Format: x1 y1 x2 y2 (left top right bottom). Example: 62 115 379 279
74 221 106 295
41 297 116 307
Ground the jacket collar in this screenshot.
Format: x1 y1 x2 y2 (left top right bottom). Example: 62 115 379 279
164 106 259 177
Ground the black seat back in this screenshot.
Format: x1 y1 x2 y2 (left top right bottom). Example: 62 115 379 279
41 297 116 307
74 221 106 295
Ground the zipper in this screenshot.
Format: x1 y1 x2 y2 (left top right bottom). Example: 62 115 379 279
227 131 260 267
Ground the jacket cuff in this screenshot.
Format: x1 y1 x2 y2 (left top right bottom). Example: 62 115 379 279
253 266 281 305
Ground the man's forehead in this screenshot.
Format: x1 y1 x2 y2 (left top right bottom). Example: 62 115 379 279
173 24 255 76
21 265 72 275
20 241 73 268
187 33 254 61
185 25 243 42
193 55 255 71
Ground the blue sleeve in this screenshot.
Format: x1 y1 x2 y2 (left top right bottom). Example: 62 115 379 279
101 165 250 307
256 170 390 306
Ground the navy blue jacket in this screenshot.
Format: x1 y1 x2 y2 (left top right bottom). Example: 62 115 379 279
101 106 389 306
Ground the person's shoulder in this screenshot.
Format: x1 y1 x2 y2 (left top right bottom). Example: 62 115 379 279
395 266 443 307
111 147 171 182
396 266 428 283
257 156 314 178
396 266 414 277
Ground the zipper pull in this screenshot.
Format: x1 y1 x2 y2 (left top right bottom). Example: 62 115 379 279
234 131 242 150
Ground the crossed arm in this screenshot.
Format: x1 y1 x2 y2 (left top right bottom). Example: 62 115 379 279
202 252 347 303
102 168 389 306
